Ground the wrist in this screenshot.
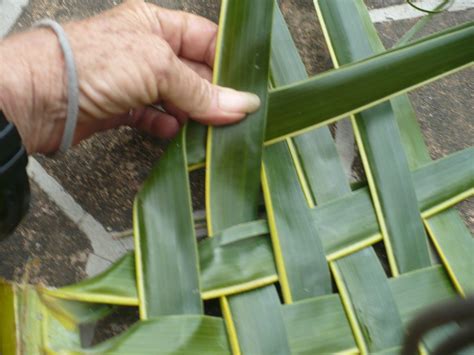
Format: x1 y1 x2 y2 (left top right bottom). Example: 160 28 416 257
0 29 68 153
0 38 27 126
0 34 35 150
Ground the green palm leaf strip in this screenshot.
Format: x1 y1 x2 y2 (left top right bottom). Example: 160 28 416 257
0 279 117 354
316 0 473 294
375 9 473 295
315 0 432 275
312 149 472 260
205 1 290 354
41 124 217 352
4 263 458 354
134 127 202 319
42 294 115 352
390 264 464 352
0 280 16 354
41 295 230 355
424 210 474 295
42 261 463 353
314 1 472 350
206 1 272 235
199 220 278 299
186 20 473 167
47 146 472 305
266 6 405 352
0 281 45 354
44 253 139 306
282 293 357 353
390 27 474 297
261 6 334 304
331 249 404 353
263 143 331 302
266 21 474 143
83 316 230 354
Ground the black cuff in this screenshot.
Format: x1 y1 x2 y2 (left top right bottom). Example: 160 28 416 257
0 111 30 240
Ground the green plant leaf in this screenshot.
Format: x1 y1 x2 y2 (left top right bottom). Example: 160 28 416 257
227 286 289 355
314 0 473 296
262 6 345 303
206 0 273 236
206 1 291 353
389 264 465 351
199 221 277 299
134 128 202 318
425 210 474 295
282 293 357 354
265 22 474 143
263 142 331 302
269 8 410 352
332 249 404 352
0 280 19 355
46 147 472 306
316 0 433 275
313 147 473 259
0 282 112 354
51 253 138 305
83 316 230 354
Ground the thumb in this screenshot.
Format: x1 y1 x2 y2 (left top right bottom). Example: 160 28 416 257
159 53 261 125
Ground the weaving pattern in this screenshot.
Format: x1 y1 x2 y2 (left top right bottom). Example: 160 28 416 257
1 0 472 353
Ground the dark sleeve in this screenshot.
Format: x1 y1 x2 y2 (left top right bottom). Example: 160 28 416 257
0 111 30 240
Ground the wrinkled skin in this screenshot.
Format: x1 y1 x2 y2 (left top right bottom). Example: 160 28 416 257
0 0 260 154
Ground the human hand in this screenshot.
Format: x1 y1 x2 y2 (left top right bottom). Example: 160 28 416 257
0 0 260 154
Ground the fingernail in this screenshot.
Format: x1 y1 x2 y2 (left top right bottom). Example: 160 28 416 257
218 88 261 114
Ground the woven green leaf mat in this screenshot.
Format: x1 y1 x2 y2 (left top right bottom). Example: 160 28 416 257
1 0 473 354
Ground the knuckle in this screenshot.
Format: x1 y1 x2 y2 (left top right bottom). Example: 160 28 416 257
194 79 214 113
148 40 176 85
160 45 177 83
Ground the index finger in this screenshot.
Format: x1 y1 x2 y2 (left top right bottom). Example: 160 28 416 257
151 6 218 67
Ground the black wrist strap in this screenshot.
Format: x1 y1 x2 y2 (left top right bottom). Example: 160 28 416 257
0 111 30 240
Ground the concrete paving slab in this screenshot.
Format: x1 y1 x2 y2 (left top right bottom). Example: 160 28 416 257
0 0 29 36
366 0 404 8
369 0 473 22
